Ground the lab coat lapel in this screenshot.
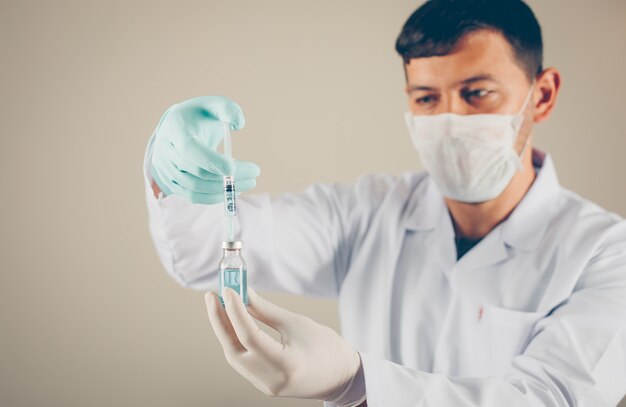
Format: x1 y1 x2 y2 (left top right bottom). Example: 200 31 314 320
501 150 560 252
403 174 509 274
453 149 561 273
453 226 509 273
404 175 457 275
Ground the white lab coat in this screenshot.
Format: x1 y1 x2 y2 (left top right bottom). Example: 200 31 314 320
144 134 626 406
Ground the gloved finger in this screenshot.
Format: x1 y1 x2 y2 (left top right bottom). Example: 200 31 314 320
182 166 223 181
157 116 230 175
166 177 250 204
232 178 257 194
222 288 282 357
167 178 224 204
156 160 224 194
190 119 232 149
245 287 300 335
204 291 246 355
158 159 255 198
161 126 258 181
170 131 236 176
174 165 222 181
174 158 259 183
178 96 245 131
233 160 261 182
162 143 223 181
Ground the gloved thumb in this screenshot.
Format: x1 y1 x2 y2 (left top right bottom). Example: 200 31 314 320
246 287 300 334
183 95 245 131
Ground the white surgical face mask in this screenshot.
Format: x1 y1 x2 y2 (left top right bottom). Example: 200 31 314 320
404 85 534 203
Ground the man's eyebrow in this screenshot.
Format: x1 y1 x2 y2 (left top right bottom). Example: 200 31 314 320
458 74 501 85
407 74 501 92
406 84 438 92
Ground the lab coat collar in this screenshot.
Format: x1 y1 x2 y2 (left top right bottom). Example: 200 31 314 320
405 148 561 252
403 172 447 232
500 149 560 251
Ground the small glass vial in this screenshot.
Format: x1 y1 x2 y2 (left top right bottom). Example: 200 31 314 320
219 240 248 306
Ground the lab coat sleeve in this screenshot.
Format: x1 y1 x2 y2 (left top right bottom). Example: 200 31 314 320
358 221 626 407
144 131 388 297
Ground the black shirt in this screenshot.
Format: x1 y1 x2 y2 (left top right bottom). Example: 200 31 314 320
455 235 483 260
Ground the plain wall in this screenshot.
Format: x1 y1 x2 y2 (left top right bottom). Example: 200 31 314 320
1 0 625 406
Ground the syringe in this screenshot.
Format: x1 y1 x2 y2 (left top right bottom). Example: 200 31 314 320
222 122 236 242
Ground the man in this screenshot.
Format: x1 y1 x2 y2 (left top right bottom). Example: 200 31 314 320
144 0 626 405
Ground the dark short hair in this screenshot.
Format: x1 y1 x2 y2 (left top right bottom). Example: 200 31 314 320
395 0 543 81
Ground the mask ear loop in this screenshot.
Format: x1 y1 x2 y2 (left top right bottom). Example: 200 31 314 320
513 82 536 170
513 83 536 128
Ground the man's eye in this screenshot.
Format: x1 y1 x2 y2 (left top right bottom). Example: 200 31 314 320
415 95 438 105
464 89 490 101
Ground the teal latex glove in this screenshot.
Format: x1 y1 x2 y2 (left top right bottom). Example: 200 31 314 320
150 96 260 204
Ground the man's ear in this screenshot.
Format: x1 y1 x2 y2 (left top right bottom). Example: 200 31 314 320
533 68 561 123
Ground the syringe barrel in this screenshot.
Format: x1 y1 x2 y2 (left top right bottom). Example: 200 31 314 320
223 175 236 217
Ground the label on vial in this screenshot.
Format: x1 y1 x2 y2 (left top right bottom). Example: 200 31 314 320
219 268 248 305
223 176 236 217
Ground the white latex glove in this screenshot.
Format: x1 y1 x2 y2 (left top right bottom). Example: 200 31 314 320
204 287 366 406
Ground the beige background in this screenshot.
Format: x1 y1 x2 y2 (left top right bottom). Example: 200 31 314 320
1 0 625 406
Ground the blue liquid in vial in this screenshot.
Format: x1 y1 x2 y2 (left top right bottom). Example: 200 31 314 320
219 268 248 305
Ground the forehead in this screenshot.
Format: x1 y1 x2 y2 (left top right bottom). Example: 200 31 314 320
405 30 528 87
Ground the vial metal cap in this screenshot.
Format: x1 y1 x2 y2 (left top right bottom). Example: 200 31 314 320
222 240 243 249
